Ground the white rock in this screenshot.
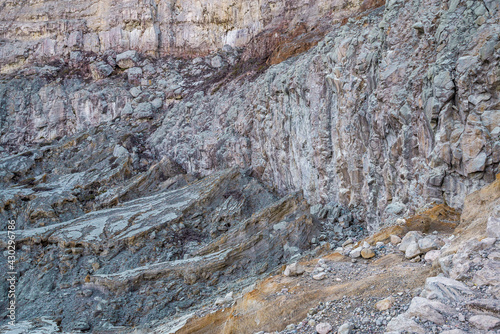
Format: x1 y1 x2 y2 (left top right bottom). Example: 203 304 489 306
130 86 142 97
399 231 423 252
418 236 444 252
313 272 326 280
349 246 363 258
487 213 500 239
113 145 129 158
468 314 500 330
421 276 472 302
390 234 402 244
406 297 454 325
283 262 305 277
424 250 441 263
440 330 467 334
386 314 425 334
116 50 139 69
405 241 422 259
315 322 332 334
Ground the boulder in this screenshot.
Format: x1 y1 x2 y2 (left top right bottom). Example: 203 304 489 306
116 50 139 69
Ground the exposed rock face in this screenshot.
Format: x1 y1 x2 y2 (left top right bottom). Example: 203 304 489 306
1 0 499 231
0 0 382 69
0 130 317 330
0 0 500 332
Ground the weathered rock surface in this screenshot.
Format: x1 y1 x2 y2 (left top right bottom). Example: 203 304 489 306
0 0 498 232
0 0 499 333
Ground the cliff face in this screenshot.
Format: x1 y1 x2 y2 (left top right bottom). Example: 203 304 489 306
2 0 498 230
0 0 380 69
0 0 500 332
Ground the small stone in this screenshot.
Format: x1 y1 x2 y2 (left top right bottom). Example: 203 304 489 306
361 248 375 259
424 250 441 263
313 272 327 280
337 322 354 334
308 319 317 327
210 55 223 68
349 246 363 258
315 322 332 334
390 234 402 244
284 263 305 277
410 255 421 262
469 314 500 330
113 145 129 158
405 241 423 259
400 231 423 252
116 50 139 69
130 86 142 98
151 97 163 110
342 238 353 247
481 237 496 247
89 61 113 79
71 320 90 331
386 314 425 334
134 102 153 119
375 296 395 311
418 236 444 252
127 67 143 85
412 22 425 33
214 291 234 305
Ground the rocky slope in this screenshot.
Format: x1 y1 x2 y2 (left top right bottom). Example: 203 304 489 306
0 0 499 333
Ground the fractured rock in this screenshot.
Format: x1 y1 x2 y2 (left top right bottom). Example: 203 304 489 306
116 50 139 69
406 297 454 325
468 315 500 330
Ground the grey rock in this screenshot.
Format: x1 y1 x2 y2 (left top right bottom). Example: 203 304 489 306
421 276 473 302
405 241 423 259
135 102 153 119
90 62 114 79
385 314 425 334
113 145 129 158
130 87 142 98
337 322 353 334
127 67 143 85
284 263 305 277
418 236 444 253
116 50 139 69
406 297 454 325
487 212 500 239
468 315 500 330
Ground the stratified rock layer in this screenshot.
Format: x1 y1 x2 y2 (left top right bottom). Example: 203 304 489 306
1 0 499 231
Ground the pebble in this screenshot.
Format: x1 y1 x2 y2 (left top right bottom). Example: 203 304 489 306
313 272 327 281
390 234 402 245
315 322 332 334
375 296 395 311
361 248 375 259
337 322 353 334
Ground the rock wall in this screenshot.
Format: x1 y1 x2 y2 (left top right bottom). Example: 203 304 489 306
0 0 499 231
0 0 380 70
